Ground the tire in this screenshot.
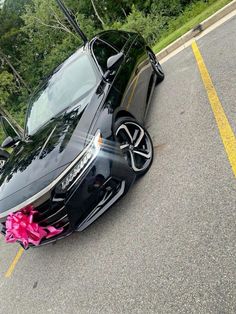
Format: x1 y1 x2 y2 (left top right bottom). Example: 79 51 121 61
148 50 165 84
114 117 154 177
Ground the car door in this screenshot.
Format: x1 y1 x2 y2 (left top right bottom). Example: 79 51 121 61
91 34 152 123
107 34 152 123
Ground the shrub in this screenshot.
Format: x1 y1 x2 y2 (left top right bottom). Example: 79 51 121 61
115 5 169 46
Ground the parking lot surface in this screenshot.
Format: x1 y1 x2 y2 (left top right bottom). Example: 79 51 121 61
0 15 235 314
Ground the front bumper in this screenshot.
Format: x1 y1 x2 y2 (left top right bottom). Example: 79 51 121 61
64 142 135 230
1 142 135 248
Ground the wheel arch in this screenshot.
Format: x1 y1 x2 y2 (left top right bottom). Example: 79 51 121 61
114 109 135 122
111 109 137 140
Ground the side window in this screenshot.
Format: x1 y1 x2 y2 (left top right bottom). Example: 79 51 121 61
100 32 129 51
92 40 117 73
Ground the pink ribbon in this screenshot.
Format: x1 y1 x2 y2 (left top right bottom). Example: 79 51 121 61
5 205 63 249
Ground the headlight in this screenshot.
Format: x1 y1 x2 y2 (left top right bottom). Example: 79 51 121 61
57 131 102 193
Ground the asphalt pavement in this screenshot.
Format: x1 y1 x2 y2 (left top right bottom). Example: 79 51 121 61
0 15 235 314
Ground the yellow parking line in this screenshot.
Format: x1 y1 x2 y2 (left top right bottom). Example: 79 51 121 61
5 247 24 278
192 41 236 178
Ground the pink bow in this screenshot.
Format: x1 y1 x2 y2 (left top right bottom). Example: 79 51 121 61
5 205 63 249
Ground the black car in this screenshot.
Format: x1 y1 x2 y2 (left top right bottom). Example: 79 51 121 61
0 29 164 248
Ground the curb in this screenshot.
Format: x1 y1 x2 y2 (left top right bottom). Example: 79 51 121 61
156 0 236 60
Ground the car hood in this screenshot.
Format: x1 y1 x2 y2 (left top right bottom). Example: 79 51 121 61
0 89 104 213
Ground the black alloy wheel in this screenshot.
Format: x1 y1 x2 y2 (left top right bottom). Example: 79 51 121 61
148 50 165 84
115 117 154 176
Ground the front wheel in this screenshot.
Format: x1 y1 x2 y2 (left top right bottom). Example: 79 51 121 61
115 117 154 176
148 50 165 84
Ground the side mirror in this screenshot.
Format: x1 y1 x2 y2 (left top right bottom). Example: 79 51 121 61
104 52 124 80
107 52 124 70
1 136 19 149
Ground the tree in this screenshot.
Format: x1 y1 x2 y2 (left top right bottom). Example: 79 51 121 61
0 71 16 105
90 0 105 26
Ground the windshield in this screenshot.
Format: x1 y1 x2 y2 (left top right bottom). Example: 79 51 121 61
25 53 98 135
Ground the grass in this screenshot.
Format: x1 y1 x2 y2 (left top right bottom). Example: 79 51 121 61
153 0 233 53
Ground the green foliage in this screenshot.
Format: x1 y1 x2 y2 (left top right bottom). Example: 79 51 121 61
153 0 232 52
151 0 183 17
117 5 168 46
19 0 99 86
0 71 16 104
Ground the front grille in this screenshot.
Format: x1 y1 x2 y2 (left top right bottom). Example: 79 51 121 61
34 200 70 230
0 200 71 247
